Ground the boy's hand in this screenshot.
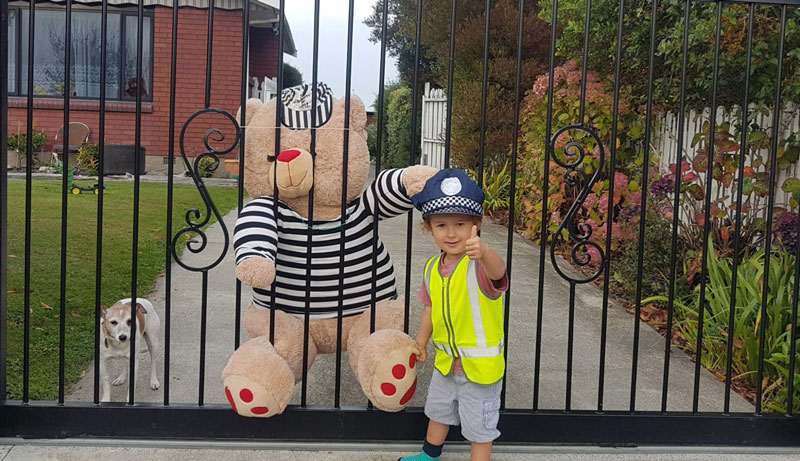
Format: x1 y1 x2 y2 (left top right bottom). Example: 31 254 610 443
415 341 428 362
465 225 487 261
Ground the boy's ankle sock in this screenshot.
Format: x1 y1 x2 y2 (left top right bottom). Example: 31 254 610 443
423 439 443 458
397 439 443 461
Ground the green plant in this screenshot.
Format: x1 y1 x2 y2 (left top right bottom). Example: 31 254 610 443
642 239 798 411
197 156 217 178
384 84 414 168
8 130 48 158
468 161 511 219
516 60 645 249
613 209 691 304
76 142 99 176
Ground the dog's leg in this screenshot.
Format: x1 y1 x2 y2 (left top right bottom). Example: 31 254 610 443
113 361 128 386
144 332 160 390
100 357 111 403
126 354 139 402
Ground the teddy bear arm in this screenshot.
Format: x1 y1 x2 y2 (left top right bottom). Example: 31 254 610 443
402 165 439 197
236 257 276 289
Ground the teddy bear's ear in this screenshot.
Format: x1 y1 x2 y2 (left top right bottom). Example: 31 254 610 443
237 98 265 127
347 94 367 133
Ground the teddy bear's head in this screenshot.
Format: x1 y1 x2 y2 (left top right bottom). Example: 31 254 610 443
238 83 369 219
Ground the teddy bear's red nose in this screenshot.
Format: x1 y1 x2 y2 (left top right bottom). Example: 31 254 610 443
277 149 301 163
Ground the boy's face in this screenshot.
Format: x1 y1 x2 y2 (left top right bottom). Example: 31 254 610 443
428 214 479 259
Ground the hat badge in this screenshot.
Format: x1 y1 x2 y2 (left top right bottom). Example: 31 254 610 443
440 177 462 196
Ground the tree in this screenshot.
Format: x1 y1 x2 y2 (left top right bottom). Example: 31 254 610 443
539 0 800 112
282 63 303 88
366 0 554 169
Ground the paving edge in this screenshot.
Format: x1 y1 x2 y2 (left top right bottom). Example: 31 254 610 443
1 438 800 455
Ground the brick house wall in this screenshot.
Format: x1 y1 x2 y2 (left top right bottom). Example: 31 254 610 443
6 5 279 175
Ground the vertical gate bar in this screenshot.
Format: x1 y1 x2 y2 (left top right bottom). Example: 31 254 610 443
534 0 558 411
205 0 215 109
269 0 286 346
402 0 425 336
58 0 73 405
301 0 322 407
198 0 216 404
598 0 625 412
93 0 109 405
199 271 208 405
631 0 658 413
443 0 457 168
335 0 356 409
22 0 35 404
577 0 591 123
371 0 390 339
790 174 800 415
128 0 145 405
565 283 576 411
500 0 525 411
164 0 179 406
0 0 8 403
724 3 752 414
477 0 491 185
236 0 251 351
755 4 786 415
659 0 691 413
692 1 723 415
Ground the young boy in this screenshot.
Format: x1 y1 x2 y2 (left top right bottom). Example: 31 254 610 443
401 168 508 461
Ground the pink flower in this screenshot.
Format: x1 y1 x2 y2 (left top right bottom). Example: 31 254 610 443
598 195 610 215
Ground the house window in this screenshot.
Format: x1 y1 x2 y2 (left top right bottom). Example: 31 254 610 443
15 6 153 101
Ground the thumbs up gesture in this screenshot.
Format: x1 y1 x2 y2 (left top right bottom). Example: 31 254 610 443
465 225 486 261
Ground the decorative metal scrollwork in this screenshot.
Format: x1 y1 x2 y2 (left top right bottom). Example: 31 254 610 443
172 108 240 272
549 124 606 284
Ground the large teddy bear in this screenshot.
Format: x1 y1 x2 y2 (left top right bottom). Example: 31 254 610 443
222 83 436 417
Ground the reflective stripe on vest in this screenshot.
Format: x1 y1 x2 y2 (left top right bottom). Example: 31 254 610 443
424 254 505 385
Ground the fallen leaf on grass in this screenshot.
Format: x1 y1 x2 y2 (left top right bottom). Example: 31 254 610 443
70 311 82 318
40 302 53 310
8 254 17 258
6 290 19 295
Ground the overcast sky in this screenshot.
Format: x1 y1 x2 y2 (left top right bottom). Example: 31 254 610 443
282 0 399 111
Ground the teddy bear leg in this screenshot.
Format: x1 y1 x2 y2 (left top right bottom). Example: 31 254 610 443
222 309 318 417
243 304 268 338
347 299 419 412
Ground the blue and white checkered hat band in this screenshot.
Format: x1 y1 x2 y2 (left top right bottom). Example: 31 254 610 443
420 196 482 217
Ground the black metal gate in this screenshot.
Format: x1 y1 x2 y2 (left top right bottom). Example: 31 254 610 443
2 0 800 445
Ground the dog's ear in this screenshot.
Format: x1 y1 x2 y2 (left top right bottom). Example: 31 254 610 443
135 303 148 314
101 305 108 315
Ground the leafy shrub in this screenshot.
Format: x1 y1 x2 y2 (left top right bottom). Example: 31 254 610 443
8 130 47 158
196 156 217 178
643 242 798 411
76 142 99 176
516 60 645 251
384 84 414 168
468 161 512 219
613 209 691 304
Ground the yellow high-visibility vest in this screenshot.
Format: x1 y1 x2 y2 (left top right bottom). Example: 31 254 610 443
424 254 505 385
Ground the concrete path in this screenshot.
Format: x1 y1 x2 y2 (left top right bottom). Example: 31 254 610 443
2 440 800 460
68 189 753 413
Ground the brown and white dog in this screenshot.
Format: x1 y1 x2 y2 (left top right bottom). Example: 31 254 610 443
99 298 161 402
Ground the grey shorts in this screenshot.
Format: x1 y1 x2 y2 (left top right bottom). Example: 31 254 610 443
423 368 503 443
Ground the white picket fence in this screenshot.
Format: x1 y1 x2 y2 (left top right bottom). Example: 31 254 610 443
420 82 448 169
653 104 800 209
249 76 277 103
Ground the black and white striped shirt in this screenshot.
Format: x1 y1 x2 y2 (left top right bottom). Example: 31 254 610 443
234 168 412 319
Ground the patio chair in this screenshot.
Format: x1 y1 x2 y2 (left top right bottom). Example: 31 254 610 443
52 122 90 160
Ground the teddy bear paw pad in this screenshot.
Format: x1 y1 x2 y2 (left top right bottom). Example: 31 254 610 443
370 349 418 412
223 375 281 418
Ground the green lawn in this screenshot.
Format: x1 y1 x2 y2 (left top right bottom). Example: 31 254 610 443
5 179 240 400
